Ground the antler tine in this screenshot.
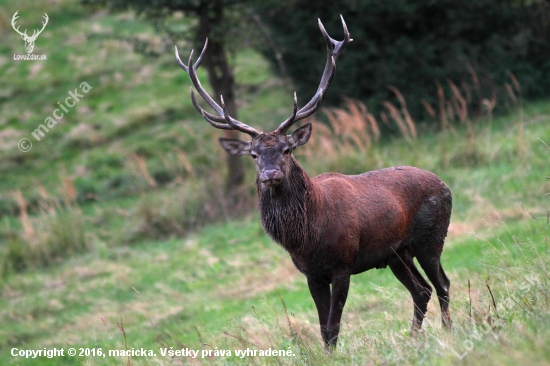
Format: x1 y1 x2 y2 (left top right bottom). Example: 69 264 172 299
174 45 188 72
175 39 207 75
220 96 261 137
277 15 352 134
186 45 224 116
279 92 299 128
36 13 48 35
191 85 262 136
176 39 261 137
190 87 233 129
175 41 222 116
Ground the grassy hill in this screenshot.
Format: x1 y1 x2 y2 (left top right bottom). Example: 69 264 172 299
0 0 549 365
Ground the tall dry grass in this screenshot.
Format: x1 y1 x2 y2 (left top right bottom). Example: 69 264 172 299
385 85 417 139
301 87 418 174
505 72 526 158
301 70 530 174
2 177 88 276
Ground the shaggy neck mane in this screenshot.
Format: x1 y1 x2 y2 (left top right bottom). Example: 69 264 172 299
257 157 313 254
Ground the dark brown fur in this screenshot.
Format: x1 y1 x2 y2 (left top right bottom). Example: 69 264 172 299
218 126 452 348
248 137 452 347
259 160 451 279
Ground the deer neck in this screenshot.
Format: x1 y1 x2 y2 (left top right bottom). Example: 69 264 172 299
257 157 313 253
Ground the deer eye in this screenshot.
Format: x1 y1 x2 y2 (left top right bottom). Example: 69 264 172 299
283 147 291 155
250 152 258 159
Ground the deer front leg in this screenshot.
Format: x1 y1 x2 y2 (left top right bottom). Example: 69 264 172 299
326 274 350 348
307 277 331 346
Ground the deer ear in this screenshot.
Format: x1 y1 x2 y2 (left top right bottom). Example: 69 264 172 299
219 138 251 156
288 123 312 148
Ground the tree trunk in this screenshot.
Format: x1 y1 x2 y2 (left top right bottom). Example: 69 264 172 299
197 2 245 195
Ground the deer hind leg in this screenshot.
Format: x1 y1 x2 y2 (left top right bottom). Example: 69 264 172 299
326 274 350 348
416 252 451 330
388 248 432 332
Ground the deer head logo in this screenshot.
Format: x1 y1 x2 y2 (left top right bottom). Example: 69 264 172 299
11 11 49 54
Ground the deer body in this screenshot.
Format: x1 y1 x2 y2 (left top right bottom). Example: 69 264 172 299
250 136 452 346
260 164 451 280
175 15 452 349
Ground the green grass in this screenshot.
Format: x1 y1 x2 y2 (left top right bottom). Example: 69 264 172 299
1 213 548 365
1 0 550 365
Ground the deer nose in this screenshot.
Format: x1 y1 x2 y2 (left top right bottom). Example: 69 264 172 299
260 169 284 186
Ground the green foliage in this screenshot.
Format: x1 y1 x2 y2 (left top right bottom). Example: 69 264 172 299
255 0 550 119
121 178 248 244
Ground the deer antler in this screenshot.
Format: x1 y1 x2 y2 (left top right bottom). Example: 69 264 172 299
11 11 28 38
29 13 48 40
175 40 261 137
277 15 352 134
11 12 48 40
175 15 350 137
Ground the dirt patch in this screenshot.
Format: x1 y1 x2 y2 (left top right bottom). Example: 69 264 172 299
447 206 544 240
217 260 301 299
446 221 479 239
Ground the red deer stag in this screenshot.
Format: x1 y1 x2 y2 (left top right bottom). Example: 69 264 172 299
175 16 452 348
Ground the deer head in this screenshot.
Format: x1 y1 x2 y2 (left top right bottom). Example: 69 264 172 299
12 11 49 54
175 16 352 187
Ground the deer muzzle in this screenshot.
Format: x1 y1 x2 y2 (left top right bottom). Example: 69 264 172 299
260 169 284 187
